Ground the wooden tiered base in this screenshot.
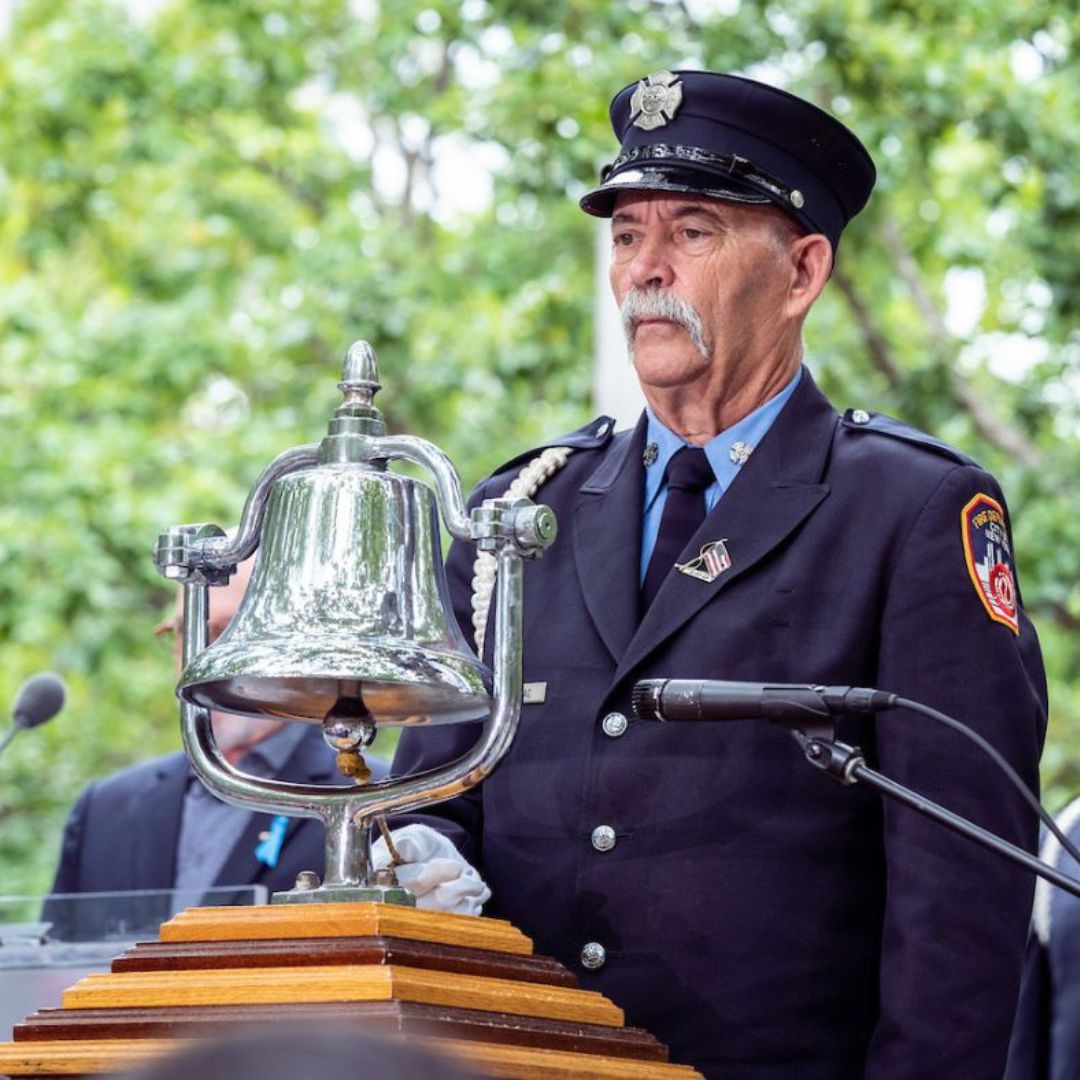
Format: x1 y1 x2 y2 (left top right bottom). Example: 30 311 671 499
0 903 702 1078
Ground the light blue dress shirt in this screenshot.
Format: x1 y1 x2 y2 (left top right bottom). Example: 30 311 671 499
639 367 802 582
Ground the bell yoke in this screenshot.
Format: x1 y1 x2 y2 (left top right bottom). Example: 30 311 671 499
154 340 557 905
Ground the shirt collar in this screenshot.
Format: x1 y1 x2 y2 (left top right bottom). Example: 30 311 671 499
643 367 803 511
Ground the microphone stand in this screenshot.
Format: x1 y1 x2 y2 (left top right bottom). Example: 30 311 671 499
0 725 20 758
786 716 1080 901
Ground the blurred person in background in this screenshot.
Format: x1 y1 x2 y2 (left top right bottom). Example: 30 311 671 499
1006 794 1080 1080
50 558 387 902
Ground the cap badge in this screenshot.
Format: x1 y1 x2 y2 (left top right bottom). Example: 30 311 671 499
630 72 683 132
676 539 732 584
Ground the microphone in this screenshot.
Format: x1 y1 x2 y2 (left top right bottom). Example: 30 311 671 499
632 679 898 723
13 672 66 729
0 672 67 757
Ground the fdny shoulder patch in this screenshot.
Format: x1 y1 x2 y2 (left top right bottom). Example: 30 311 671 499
961 493 1019 635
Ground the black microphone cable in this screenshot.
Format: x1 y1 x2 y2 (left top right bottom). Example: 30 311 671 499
891 695 1080 871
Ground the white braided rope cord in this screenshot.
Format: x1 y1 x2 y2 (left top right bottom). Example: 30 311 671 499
470 446 574 655
1033 793 1080 946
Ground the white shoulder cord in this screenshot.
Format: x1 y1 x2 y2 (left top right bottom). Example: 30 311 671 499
470 446 574 655
1033 794 1080 945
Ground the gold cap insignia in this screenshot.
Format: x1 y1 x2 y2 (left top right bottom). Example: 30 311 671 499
630 72 683 132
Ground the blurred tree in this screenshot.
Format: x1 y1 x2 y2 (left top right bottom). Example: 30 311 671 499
0 0 1075 894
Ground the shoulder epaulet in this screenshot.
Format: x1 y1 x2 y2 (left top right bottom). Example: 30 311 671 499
488 416 617 479
840 408 980 468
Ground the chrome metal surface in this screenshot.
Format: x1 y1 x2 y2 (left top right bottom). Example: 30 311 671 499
276 883 416 905
591 825 617 852
580 942 607 970
196 445 321 571
378 434 473 541
340 340 381 405
180 466 489 726
160 338 552 905
601 711 629 738
322 714 376 751
355 548 526 813
325 340 387 441
471 497 559 555
156 524 230 584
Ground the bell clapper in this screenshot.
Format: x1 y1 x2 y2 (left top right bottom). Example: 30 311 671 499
335 750 372 782
323 692 377 784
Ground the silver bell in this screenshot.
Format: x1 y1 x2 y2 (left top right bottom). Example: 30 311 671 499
178 462 488 727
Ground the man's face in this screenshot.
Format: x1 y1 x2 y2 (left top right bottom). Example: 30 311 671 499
608 192 794 398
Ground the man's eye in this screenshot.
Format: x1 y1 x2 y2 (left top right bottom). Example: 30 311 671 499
613 232 635 246
682 227 705 240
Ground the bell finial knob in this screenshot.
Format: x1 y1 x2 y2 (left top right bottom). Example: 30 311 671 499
329 340 386 439
340 340 382 408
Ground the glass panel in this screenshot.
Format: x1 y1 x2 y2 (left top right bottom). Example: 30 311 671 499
0 887 268 1040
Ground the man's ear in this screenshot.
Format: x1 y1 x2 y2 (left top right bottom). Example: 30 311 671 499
784 233 832 319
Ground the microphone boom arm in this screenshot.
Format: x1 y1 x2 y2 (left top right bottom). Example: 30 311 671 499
797 732 1080 901
632 678 1080 901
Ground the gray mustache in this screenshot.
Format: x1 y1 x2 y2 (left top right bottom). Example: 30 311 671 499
620 289 708 356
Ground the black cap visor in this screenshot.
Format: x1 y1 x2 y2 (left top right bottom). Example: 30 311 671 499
580 163 772 217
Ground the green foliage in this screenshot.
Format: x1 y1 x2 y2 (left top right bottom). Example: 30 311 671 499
0 0 1077 894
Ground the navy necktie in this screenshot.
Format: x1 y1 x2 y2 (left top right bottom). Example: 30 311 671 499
642 446 714 609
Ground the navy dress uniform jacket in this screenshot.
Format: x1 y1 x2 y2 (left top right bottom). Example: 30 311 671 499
393 369 1047 1079
50 724 373 899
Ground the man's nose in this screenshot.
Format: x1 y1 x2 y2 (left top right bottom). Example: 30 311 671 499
628 235 674 290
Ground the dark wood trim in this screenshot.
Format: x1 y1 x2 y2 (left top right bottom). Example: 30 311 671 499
111 935 578 987
16 1000 668 1060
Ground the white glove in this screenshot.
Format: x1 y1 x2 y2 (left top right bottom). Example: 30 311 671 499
371 823 490 917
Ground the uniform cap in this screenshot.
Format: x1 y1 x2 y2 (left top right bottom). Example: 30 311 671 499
580 70 876 251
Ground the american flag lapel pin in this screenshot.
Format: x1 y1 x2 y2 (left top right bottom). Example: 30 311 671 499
675 539 732 584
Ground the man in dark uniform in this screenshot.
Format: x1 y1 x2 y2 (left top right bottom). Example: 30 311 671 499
388 70 1047 1078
